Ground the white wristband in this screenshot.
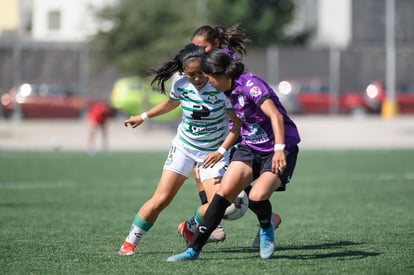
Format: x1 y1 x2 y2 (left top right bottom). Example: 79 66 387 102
274 144 285 151
217 146 227 155
140 112 148 121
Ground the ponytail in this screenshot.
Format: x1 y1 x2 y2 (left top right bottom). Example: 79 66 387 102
149 43 205 94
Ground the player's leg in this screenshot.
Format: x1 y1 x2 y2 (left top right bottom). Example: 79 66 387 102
120 170 187 256
120 146 192 256
87 122 97 155
178 154 230 245
168 160 252 261
193 166 208 205
251 145 299 248
178 176 226 245
100 122 109 153
248 172 280 259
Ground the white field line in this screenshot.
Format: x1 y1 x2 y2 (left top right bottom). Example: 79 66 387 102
0 181 76 190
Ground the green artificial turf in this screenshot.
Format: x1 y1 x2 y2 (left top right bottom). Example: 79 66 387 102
0 150 413 274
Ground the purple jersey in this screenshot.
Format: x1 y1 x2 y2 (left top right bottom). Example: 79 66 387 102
224 72 300 153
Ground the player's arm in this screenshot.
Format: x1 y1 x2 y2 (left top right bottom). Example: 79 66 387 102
221 110 242 150
202 110 241 168
124 98 180 128
260 98 286 174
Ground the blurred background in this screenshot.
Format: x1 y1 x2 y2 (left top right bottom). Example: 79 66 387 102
1 0 413 118
0 0 413 151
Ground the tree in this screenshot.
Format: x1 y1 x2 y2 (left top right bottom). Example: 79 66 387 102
91 0 198 76
207 0 304 46
91 0 303 76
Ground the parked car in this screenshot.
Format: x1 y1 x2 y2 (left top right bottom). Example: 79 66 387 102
1 83 90 119
272 77 370 115
364 80 414 113
110 76 181 121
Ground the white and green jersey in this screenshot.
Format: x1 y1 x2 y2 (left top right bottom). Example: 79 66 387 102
170 76 233 162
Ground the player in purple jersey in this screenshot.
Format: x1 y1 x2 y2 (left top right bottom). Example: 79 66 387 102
190 24 249 206
167 49 300 261
177 24 258 244
189 24 283 248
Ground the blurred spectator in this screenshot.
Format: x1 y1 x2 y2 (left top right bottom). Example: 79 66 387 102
86 101 112 155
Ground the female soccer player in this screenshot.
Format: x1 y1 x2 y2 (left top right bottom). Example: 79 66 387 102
167 49 300 261
178 23 251 244
179 24 281 248
191 24 250 60
118 44 241 256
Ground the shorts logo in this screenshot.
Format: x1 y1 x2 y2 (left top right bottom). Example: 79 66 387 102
165 146 175 166
165 153 173 166
250 86 262 97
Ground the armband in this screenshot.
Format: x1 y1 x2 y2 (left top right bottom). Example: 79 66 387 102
217 146 227 155
140 112 148 121
274 144 285 151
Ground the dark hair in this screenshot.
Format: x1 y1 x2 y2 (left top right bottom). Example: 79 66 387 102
192 24 250 58
149 43 205 94
200 49 244 78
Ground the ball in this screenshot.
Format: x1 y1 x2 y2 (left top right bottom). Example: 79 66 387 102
223 190 248 220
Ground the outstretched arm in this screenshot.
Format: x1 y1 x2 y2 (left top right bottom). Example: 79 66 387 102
124 98 180 128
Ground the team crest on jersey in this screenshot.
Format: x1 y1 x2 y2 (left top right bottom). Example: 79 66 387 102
238 95 245 107
250 86 262 97
207 92 218 104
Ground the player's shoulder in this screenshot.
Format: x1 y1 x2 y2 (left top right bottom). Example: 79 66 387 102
234 73 265 90
172 75 191 90
235 73 272 99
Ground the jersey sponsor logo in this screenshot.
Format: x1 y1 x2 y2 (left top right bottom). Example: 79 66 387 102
189 125 218 134
242 124 269 144
238 95 245 107
191 105 210 119
250 86 262 97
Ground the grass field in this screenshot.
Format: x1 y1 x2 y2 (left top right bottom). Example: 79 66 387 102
0 149 413 274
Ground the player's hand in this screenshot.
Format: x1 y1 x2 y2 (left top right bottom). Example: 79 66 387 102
124 116 143 128
272 150 286 175
202 151 222 168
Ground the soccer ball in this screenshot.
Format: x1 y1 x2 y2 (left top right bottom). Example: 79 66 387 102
223 190 249 220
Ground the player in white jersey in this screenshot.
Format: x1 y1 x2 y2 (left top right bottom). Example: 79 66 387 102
118 44 241 256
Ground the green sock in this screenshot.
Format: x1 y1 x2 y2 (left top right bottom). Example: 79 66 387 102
125 215 153 244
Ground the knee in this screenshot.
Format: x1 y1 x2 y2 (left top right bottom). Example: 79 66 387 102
248 189 268 201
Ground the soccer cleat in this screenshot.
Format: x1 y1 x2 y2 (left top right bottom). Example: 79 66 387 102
119 240 136 256
207 224 226 243
177 221 194 246
167 248 200 262
252 213 281 249
259 222 275 259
